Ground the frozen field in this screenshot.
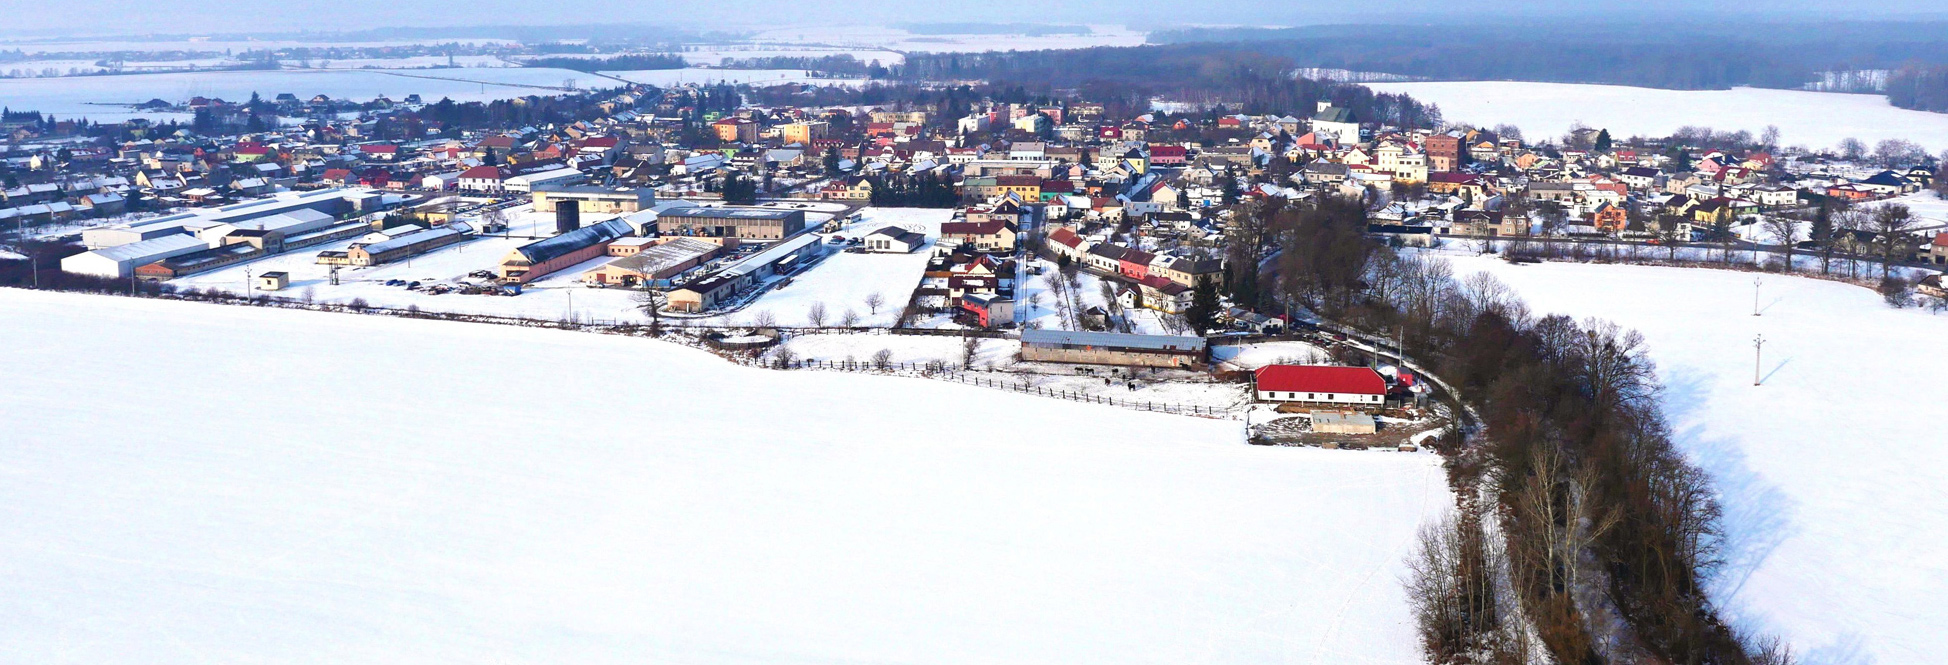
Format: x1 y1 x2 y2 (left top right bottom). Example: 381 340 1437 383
0 288 1446 664
0 67 847 122
1438 254 1948 663
1366 81 1948 152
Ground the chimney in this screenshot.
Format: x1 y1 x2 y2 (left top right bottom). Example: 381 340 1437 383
1317 100 1332 114
556 199 580 234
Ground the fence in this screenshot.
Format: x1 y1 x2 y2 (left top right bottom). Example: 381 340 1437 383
75 287 1231 419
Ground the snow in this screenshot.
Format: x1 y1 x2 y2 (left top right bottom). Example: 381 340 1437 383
741 24 1147 54
0 67 852 122
1435 254 1948 663
0 287 1446 664
711 208 947 327
772 332 1017 366
1365 81 1948 152
1212 340 1333 370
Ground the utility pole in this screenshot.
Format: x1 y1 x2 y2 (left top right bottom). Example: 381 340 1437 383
29 255 37 289
1753 334 1765 386
1753 276 1762 316
245 267 254 300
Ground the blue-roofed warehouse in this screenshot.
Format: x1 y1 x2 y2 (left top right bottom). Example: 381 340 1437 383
1020 329 1208 368
497 219 634 283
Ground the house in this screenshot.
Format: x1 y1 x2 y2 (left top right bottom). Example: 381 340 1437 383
1929 233 1948 265
864 226 926 253
1019 329 1207 368
712 117 759 143
1254 365 1387 406
958 292 1014 328
821 176 874 201
457 165 509 193
532 185 654 213
940 219 1017 252
1310 101 1361 145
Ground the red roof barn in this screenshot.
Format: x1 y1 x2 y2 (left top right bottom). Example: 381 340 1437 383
1254 365 1388 406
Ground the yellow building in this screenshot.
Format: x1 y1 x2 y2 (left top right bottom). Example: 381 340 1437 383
781 121 829 145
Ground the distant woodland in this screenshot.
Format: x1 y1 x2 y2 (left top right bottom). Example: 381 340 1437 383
1145 22 1948 112
897 45 1444 127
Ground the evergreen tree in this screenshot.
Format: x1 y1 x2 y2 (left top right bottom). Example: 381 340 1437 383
1186 280 1221 335
1594 128 1613 153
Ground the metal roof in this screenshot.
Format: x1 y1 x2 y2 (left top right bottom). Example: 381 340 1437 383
1020 329 1206 352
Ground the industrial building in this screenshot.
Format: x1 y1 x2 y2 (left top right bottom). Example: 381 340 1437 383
1019 330 1207 368
654 205 807 241
497 219 635 283
531 185 655 214
339 224 475 267
81 188 379 249
581 237 722 286
61 235 209 279
504 168 587 193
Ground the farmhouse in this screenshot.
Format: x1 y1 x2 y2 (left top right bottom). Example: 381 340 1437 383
1254 365 1387 406
1020 329 1207 368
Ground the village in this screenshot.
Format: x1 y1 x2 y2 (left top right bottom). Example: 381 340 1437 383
3 71 1946 450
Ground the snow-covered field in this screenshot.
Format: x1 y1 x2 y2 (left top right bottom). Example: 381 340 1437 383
707 208 947 327
0 288 1446 664
1437 254 1948 663
742 25 1146 53
1366 81 1948 152
0 67 850 122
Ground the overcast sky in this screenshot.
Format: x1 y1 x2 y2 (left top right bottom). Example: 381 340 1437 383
3 0 1944 39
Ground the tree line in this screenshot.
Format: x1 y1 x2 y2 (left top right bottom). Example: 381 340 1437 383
1228 197 1786 663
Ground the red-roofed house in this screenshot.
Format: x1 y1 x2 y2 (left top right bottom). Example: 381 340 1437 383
1149 145 1189 166
360 143 401 161
1254 365 1387 406
1929 232 1948 265
458 165 510 193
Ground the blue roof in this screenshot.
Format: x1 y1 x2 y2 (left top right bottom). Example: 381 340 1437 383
515 219 632 265
1021 329 1206 352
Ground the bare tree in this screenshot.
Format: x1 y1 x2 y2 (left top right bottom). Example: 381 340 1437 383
1839 137 1867 162
1762 215 1801 272
752 309 777 328
806 302 828 327
840 308 861 327
871 348 893 370
773 346 797 369
864 291 885 315
632 287 666 332
1872 204 1917 281
961 336 980 368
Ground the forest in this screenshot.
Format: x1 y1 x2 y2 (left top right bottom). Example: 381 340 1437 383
523 53 687 72
1886 65 1948 113
896 46 1444 128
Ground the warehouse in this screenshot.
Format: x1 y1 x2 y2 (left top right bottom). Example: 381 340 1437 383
80 188 379 249
61 234 209 278
581 237 722 286
505 168 588 194
497 219 634 283
654 205 807 241
342 224 475 267
1019 329 1207 368
1253 365 1388 407
531 185 654 213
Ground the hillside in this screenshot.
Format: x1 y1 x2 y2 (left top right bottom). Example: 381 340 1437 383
0 289 1446 664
